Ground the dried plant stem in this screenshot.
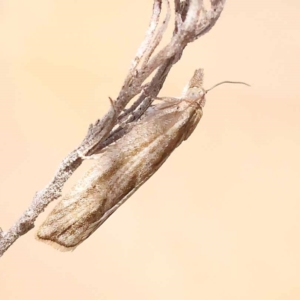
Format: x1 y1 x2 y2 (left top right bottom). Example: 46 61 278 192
0 0 226 257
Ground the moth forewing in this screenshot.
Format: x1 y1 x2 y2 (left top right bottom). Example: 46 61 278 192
37 70 206 251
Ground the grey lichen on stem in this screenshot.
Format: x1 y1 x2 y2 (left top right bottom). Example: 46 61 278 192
0 0 226 257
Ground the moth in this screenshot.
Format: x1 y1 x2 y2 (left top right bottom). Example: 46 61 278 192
36 69 246 251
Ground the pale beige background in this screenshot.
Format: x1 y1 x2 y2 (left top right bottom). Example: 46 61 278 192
0 1 299 299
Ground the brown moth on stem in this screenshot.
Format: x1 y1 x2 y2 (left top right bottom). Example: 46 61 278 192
36 71 249 250
36 69 207 250
0 0 228 257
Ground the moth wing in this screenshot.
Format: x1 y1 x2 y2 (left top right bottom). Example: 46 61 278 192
37 101 202 251
36 162 156 252
36 183 105 251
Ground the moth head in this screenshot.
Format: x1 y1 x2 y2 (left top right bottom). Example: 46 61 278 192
188 86 206 97
181 86 206 108
180 86 206 108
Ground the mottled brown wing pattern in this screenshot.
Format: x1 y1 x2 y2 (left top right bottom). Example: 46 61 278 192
37 100 203 250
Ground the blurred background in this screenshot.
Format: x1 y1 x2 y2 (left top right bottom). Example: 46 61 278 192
0 1 299 299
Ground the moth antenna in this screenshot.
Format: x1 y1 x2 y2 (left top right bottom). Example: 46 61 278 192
206 81 250 93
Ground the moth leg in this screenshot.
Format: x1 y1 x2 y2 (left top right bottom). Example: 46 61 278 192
153 96 180 103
